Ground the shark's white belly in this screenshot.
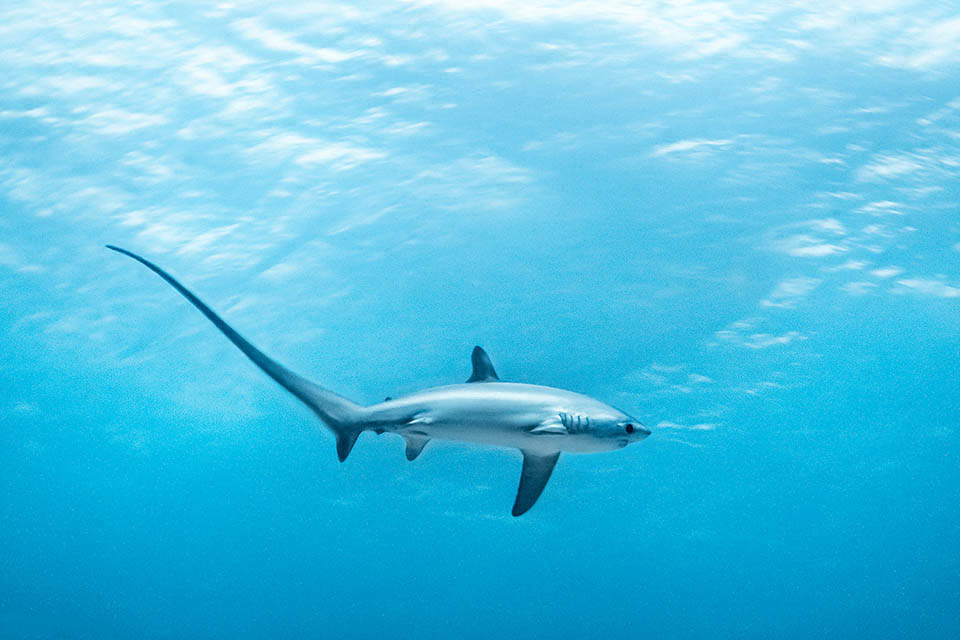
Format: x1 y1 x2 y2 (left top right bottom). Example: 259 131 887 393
410 420 618 454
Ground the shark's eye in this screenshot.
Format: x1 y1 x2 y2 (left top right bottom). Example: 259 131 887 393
625 424 635 434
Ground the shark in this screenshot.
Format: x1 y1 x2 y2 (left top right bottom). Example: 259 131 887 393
107 245 652 516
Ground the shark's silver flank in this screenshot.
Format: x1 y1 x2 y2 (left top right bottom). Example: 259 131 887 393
107 246 651 516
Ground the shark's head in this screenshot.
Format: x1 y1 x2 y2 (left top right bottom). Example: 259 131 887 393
554 404 651 452
607 410 651 448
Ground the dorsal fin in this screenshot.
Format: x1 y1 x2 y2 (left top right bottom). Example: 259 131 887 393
466 346 499 383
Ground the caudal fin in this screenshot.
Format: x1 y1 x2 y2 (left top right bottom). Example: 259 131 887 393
107 245 366 459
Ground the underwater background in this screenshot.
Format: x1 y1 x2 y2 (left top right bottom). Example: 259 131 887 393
2 1 959 638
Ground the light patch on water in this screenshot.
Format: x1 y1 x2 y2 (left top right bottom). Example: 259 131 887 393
840 281 877 296
893 278 960 298
651 138 734 157
656 421 717 431
870 266 904 278
761 277 821 308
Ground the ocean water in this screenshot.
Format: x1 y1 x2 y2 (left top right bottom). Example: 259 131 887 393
2 2 959 638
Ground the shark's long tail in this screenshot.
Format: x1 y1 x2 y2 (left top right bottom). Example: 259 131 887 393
106 245 367 461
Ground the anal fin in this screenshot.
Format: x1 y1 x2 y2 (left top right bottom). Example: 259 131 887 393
336 430 361 462
512 450 561 516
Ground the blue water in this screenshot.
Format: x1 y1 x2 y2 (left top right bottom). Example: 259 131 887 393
2 2 959 638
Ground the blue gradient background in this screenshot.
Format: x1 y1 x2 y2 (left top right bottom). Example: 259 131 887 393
2 2 959 638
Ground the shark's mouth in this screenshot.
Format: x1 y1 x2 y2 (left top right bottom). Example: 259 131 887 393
616 439 629 448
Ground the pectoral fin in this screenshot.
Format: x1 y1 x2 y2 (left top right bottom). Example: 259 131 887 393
529 421 567 435
403 435 430 461
512 450 561 517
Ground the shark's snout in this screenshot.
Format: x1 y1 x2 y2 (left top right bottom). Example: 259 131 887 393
621 420 651 443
